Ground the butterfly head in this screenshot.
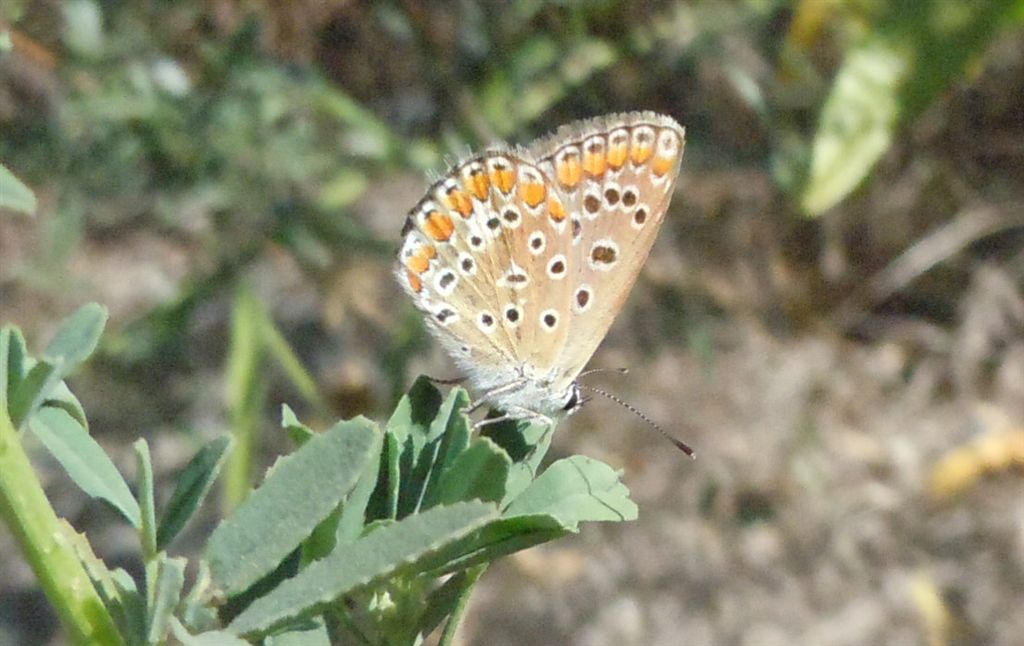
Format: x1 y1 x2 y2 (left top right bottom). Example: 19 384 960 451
561 381 584 415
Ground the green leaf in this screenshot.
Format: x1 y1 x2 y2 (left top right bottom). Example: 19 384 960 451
42 303 108 370
205 417 381 597
157 435 232 550
368 376 444 521
135 439 157 558
401 387 471 516
418 568 480 641
505 455 638 529
0 162 37 216
8 359 59 429
802 0 1019 215
429 437 511 507
418 514 567 576
367 429 402 521
0 326 27 411
43 380 90 430
148 556 186 644
801 37 907 215
223 287 267 510
29 406 142 527
264 619 332 646
482 420 554 506
171 621 251 646
335 430 384 545
260 312 328 414
71 526 146 644
281 404 314 446
227 501 497 637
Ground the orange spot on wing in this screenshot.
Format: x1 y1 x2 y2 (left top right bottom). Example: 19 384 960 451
423 211 455 241
606 139 628 169
406 270 423 292
556 152 582 189
547 195 567 222
490 165 515 194
519 180 546 208
651 154 676 177
443 187 473 217
582 147 606 178
406 246 433 274
463 167 489 200
631 142 654 165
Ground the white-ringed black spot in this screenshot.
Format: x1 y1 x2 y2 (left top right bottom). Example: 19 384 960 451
573 286 593 313
588 240 619 271
540 309 559 331
583 192 601 217
604 184 621 207
458 253 477 275
477 311 496 333
502 207 521 227
498 263 530 290
435 308 458 325
469 235 484 249
572 216 582 241
486 217 501 231
504 305 522 326
528 231 546 255
632 204 649 228
622 186 638 208
435 270 458 295
547 255 567 280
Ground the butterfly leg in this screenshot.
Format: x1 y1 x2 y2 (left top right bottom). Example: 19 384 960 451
471 406 553 429
464 378 530 415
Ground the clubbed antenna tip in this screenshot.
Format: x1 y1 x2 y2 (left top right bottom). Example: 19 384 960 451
580 384 696 458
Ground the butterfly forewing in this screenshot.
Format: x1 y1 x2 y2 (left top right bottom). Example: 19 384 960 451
530 113 685 383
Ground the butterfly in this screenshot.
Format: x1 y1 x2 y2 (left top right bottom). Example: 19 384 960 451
396 112 685 427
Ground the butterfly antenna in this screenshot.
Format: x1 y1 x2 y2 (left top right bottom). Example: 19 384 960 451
580 385 696 458
426 375 468 386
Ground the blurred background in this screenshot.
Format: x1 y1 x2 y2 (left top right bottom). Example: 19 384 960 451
2 1 1023 644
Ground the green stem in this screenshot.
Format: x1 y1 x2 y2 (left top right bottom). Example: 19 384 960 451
438 564 487 646
0 376 123 644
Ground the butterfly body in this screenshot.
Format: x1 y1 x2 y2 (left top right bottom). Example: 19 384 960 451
397 112 685 422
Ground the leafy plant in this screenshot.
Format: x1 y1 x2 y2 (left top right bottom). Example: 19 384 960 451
0 305 637 645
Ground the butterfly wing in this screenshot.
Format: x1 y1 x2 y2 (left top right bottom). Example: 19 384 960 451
530 112 686 385
396 151 575 391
